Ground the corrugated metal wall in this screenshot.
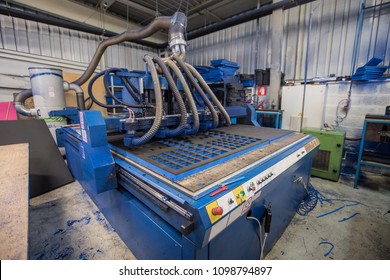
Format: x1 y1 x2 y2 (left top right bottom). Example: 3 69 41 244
0 14 157 71
186 0 390 80
0 0 388 78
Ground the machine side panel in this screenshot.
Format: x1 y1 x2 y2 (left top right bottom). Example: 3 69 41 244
208 157 310 259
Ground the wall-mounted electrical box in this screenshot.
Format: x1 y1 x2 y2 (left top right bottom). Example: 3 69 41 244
302 128 345 181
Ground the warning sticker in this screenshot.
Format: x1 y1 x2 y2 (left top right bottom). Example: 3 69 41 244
48 86 55 97
81 129 88 143
241 196 253 216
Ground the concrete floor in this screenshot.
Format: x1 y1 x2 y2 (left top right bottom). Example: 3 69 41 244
29 182 135 260
29 173 390 260
266 175 390 260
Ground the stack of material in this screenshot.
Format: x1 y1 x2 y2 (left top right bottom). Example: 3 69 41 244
240 74 254 87
193 66 224 83
193 59 240 83
352 57 390 81
210 59 240 77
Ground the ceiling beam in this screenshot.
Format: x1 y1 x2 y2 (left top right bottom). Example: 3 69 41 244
190 0 221 21
116 0 157 16
0 2 167 48
188 0 222 16
99 0 116 10
8 0 166 43
188 0 233 20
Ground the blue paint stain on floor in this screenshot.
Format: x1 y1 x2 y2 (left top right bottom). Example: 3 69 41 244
93 211 104 222
93 211 113 232
54 228 64 235
54 247 74 260
66 216 91 227
79 252 89 260
33 212 115 259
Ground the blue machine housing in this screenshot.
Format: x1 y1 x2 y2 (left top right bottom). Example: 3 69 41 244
62 110 319 259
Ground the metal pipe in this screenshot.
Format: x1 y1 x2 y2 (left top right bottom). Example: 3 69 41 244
14 88 36 116
168 12 187 59
187 0 317 40
63 82 85 110
299 10 313 133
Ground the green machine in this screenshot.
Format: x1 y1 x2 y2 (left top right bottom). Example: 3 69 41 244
302 128 345 181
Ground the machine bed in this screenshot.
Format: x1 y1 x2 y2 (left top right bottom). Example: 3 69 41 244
109 125 303 197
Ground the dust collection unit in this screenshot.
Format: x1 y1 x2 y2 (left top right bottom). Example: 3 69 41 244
15 13 319 260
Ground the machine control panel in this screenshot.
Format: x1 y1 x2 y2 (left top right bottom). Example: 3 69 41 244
205 141 318 225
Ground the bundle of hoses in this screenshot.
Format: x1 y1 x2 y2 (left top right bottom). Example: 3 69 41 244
87 55 231 146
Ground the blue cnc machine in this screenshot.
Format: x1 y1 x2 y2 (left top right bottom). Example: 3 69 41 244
15 12 319 260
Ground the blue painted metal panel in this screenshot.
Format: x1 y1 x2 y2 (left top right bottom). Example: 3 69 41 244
63 124 316 259
62 109 319 259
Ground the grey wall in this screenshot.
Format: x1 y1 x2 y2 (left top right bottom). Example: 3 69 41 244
186 0 390 79
0 14 158 101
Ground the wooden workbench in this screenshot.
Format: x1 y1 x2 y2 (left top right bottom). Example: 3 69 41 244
0 143 29 259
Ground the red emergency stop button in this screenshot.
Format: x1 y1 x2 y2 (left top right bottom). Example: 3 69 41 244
212 206 223 216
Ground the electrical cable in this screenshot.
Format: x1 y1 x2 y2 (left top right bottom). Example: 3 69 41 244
84 97 94 110
261 234 268 260
296 178 367 216
246 216 264 260
124 107 135 122
334 99 349 127
296 181 319 216
88 69 152 109
124 76 140 94
103 68 151 108
119 76 142 104
88 70 123 109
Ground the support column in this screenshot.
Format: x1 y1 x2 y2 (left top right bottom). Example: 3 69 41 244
269 1 284 109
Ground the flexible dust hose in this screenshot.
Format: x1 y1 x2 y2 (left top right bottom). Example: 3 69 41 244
14 13 187 115
164 59 200 135
153 56 187 137
14 13 188 116
172 54 219 128
72 17 171 86
130 55 164 146
185 63 231 126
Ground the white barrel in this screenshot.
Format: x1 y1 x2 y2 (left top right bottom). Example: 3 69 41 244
29 67 66 118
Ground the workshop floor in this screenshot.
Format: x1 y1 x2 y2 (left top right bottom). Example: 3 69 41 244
266 175 390 260
28 173 390 260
